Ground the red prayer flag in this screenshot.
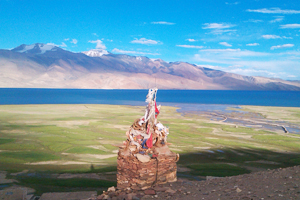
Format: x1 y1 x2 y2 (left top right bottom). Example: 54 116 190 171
146 133 153 148
155 102 160 118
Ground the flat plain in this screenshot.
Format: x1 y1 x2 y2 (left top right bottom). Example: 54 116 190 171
0 104 300 195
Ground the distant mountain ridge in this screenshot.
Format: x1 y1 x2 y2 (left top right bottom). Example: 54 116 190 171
0 43 299 90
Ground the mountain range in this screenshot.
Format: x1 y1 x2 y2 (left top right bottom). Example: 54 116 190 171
0 43 299 90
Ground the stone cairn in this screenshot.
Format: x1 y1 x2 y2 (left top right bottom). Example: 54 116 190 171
117 88 179 191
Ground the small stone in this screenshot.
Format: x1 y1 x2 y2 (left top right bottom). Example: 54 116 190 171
154 195 158 198
117 193 127 200
144 189 156 195
141 195 151 200
97 194 105 200
136 154 151 163
165 189 176 195
236 188 242 193
127 193 137 200
108 186 116 192
103 195 111 200
109 192 116 198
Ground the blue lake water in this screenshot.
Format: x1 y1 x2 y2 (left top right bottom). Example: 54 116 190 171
0 88 300 107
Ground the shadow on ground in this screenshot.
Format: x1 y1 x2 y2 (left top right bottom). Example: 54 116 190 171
177 147 300 180
2 147 300 195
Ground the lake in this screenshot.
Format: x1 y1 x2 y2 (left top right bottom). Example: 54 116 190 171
1 88 300 107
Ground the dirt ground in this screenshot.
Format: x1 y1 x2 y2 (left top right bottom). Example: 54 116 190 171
96 165 300 200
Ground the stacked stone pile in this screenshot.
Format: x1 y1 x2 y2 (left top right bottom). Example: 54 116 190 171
117 146 178 190
116 88 179 190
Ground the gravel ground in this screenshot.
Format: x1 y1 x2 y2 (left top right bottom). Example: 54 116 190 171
96 165 300 200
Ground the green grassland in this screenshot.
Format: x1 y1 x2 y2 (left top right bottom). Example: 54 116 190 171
0 104 300 194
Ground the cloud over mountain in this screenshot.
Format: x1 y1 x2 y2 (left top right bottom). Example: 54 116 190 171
131 38 160 45
88 40 106 49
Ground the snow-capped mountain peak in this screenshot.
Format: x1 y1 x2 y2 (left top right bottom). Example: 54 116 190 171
12 43 58 54
82 49 109 57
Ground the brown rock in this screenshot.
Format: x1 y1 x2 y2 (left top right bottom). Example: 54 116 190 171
144 189 156 195
165 189 176 195
154 186 170 192
126 193 137 200
117 193 127 200
103 195 111 200
97 194 105 200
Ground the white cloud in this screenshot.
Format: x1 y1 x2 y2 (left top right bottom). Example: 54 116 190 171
270 16 284 23
176 45 204 49
70 39 78 44
262 35 292 39
194 51 300 79
186 39 197 42
246 19 264 23
278 50 300 56
151 21 175 25
209 29 237 35
246 8 300 14
246 43 259 46
270 44 294 50
92 33 98 37
193 47 300 79
225 2 239 5
202 23 236 35
200 48 238 52
112 48 160 55
60 42 67 47
202 23 235 29
262 35 281 39
219 42 232 47
199 48 270 57
47 42 67 48
88 39 106 49
227 68 280 77
197 64 224 70
280 24 300 29
64 38 69 41
131 38 160 45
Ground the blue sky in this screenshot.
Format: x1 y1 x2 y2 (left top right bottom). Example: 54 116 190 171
1 0 300 80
